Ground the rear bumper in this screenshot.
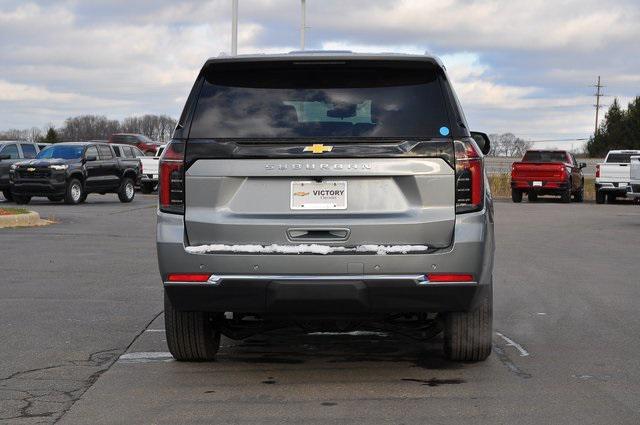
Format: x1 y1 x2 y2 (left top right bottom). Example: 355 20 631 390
140 174 158 183
626 184 640 198
165 275 488 316
157 205 494 314
596 182 629 196
511 179 569 193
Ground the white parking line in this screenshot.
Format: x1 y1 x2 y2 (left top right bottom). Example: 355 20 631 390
495 332 530 357
144 329 165 332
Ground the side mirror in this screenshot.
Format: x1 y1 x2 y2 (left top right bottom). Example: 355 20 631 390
579 162 587 169
470 131 491 155
85 155 97 162
0 154 10 161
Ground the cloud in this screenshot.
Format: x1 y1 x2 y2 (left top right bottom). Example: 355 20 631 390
0 0 638 145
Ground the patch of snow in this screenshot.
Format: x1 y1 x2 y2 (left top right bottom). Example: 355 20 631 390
185 243 429 255
307 331 388 337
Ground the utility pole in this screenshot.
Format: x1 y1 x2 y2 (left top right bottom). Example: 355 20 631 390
593 76 605 137
231 0 238 55
300 0 307 50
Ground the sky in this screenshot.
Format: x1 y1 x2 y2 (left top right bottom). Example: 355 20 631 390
1 0 639 148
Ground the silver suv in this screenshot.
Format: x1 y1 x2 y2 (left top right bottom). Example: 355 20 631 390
157 52 495 362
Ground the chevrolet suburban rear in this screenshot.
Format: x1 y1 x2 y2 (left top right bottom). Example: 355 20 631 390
156 53 495 362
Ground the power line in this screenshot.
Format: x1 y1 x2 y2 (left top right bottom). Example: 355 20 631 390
593 76 607 137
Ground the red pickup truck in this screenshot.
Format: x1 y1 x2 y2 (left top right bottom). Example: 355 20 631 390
511 150 586 203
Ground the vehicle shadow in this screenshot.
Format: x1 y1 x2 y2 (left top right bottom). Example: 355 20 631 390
217 326 463 371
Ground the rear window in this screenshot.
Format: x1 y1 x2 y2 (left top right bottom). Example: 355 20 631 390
189 62 451 139
606 153 637 163
522 151 568 163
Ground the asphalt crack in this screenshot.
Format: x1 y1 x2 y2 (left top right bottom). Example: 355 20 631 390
0 311 162 424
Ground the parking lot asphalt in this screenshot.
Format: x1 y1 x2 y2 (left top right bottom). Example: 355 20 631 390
1 194 640 424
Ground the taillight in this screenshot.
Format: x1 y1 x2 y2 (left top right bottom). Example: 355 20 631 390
159 140 185 215
167 273 210 282
427 273 474 283
596 164 600 178
455 138 484 214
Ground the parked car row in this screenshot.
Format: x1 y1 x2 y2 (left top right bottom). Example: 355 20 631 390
2 141 141 204
510 148 640 204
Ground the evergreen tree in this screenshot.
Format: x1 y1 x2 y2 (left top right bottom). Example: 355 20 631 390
43 127 59 144
587 97 640 157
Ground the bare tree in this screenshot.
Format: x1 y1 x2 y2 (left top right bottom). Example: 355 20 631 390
3 114 178 143
488 133 532 157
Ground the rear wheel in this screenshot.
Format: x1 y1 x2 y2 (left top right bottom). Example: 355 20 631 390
573 185 584 202
118 178 135 203
511 189 522 203
64 179 84 205
560 189 571 203
595 189 605 204
164 291 221 361
13 195 31 205
606 193 616 204
140 182 155 194
2 190 13 202
527 191 538 202
444 295 493 362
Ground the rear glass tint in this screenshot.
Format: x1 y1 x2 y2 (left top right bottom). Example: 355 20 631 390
522 151 567 163
189 62 450 139
606 153 636 163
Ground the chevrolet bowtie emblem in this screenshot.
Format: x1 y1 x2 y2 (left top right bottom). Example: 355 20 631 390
27 167 36 172
303 144 333 154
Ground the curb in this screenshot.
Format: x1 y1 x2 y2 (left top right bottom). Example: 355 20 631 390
0 211 44 228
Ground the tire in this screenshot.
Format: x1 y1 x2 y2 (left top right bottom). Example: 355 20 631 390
595 189 605 204
560 189 571 203
606 193 615 204
444 295 493 362
527 191 538 202
47 196 63 202
2 190 13 202
511 189 522 203
140 182 154 194
573 185 584 202
118 178 135 203
164 291 221 361
64 179 84 205
13 195 31 205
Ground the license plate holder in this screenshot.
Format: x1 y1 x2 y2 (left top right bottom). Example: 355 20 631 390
291 181 347 210
532 181 543 187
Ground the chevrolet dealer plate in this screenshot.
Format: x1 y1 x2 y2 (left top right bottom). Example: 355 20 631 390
290 181 347 210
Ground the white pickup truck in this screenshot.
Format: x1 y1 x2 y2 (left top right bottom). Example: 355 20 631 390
139 145 165 194
626 156 640 201
595 150 640 204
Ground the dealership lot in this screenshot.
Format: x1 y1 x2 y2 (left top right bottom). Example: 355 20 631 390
1 196 639 424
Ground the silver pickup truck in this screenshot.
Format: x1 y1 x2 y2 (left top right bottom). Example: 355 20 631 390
627 156 640 200
156 52 495 362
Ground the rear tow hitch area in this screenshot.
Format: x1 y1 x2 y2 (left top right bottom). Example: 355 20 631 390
217 313 444 342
